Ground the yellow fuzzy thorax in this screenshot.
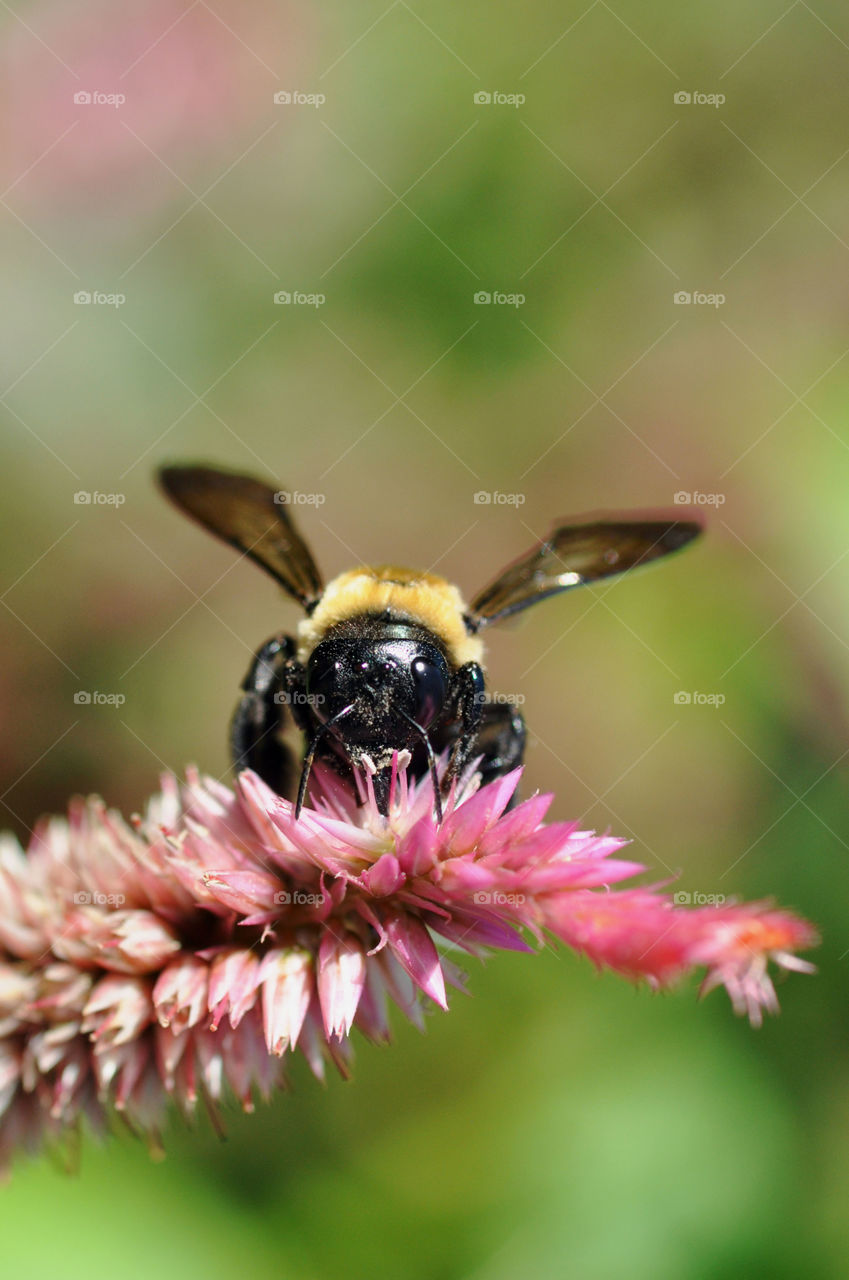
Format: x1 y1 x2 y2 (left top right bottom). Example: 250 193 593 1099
296 565 485 668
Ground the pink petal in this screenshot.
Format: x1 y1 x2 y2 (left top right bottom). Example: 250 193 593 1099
154 1025 190 1095
396 811 440 876
260 949 313 1055
201 869 282 915
438 769 522 854
317 932 367 1039
382 912 447 1009
152 956 209 1033
476 791 552 856
207 948 262 1030
95 1039 151 1109
354 961 391 1043
431 909 533 953
361 854 403 898
82 975 153 1047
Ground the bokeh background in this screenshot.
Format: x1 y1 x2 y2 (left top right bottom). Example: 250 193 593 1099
1 2 848 1276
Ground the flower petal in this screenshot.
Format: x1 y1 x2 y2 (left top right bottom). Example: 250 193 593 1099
260 949 313 1055
382 912 447 1009
317 932 367 1039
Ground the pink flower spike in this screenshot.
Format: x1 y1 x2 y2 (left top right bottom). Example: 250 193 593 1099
0 756 818 1173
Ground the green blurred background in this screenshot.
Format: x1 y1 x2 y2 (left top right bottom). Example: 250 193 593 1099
1 1 847 1275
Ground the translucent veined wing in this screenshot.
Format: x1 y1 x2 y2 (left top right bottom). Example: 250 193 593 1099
467 519 701 630
159 465 324 611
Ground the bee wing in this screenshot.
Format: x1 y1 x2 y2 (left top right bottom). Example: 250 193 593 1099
467 519 702 629
158 465 324 611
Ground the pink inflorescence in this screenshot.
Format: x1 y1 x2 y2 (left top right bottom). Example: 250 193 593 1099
0 757 817 1170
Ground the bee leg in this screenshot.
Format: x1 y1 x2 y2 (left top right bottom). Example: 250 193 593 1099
230 634 300 799
281 658 311 734
443 662 485 795
473 700 526 790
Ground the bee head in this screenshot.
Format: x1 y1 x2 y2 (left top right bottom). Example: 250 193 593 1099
305 626 451 767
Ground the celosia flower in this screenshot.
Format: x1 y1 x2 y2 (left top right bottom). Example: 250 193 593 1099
0 756 817 1172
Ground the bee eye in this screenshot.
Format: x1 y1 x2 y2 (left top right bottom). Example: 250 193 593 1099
411 657 446 728
306 657 342 720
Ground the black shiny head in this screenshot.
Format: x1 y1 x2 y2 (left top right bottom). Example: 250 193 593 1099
294 616 453 818
305 618 450 770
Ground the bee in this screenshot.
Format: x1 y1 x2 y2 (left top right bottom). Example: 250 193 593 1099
158 465 701 821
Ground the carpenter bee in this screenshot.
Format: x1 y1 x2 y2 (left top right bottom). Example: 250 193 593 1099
158 466 701 820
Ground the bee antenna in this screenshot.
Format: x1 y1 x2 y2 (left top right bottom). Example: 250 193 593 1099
398 709 443 824
294 705 354 819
